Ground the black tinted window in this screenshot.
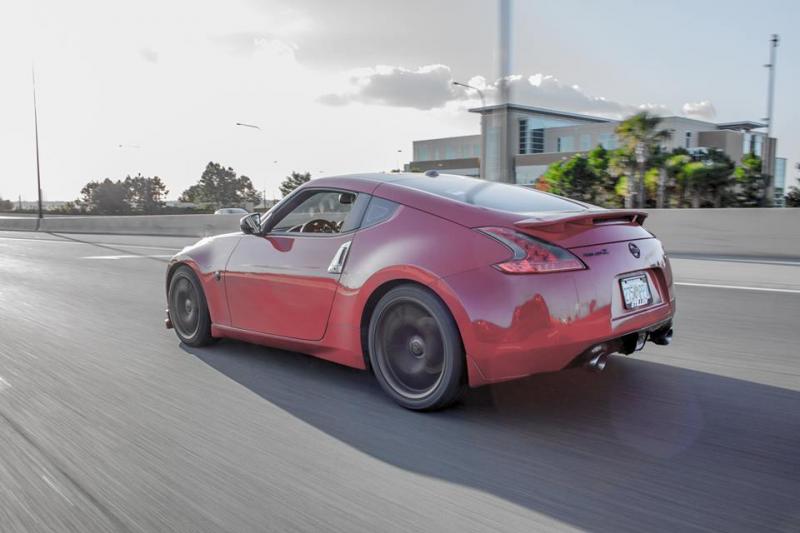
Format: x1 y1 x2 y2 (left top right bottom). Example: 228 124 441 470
362 197 399 228
271 191 357 233
396 175 585 214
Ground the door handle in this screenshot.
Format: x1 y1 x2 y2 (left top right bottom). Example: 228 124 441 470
327 241 352 274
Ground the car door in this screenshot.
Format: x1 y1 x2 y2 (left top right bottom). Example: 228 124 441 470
224 188 368 341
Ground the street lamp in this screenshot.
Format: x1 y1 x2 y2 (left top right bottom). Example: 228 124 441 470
452 81 486 108
235 122 274 208
31 67 43 221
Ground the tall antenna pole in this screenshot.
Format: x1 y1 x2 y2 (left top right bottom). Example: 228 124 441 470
494 0 513 183
32 67 43 220
765 34 779 139
764 34 779 206
498 0 511 105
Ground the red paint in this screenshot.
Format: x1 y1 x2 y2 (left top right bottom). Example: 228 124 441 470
167 174 675 387
224 233 351 340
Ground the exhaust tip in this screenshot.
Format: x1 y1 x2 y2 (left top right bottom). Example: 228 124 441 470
585 352 608 372
651 328 673 346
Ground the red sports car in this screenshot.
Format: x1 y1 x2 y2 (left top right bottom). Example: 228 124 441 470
166 173 674 410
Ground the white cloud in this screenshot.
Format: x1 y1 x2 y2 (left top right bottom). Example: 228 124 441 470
320 66 679 119
319 64 467 110
319 65 728 130
682 100 717 120
487 74 672 118
139 47 159 64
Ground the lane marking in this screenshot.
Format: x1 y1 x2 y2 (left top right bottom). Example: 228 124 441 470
0 376 10 391
675 281 800 294
41 474 74 506
81 254 172 260
0 235 181 252
672 256 800 267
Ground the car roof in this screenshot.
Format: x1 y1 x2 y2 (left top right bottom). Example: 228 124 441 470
303 172 491 195
304 173 589 229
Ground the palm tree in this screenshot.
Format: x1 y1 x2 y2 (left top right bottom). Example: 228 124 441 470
615 112 672 207
664 151 691 207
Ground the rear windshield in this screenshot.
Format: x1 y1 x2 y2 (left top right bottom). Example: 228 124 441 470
395 174 586 214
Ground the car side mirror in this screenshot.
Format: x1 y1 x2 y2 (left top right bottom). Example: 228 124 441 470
240 212 261 235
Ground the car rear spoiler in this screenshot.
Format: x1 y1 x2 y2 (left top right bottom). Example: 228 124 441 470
514 210 648 233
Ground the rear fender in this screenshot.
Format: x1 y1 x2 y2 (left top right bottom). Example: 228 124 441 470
322 264 477 375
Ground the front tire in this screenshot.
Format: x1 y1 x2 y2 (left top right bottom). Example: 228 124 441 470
168 265 215 347
368 285 465 411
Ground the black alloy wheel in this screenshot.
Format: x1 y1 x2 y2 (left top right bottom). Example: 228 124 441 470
168 266 215 347
368 285 465 411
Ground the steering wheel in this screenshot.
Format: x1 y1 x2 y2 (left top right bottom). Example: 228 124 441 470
300 219 337 233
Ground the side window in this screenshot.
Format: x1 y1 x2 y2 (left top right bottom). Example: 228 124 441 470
271 190 358 234
362 197 400 229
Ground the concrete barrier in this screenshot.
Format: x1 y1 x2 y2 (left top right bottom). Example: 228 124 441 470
0 216 39 231
1 209 798 259
642 208 800 259
0 214 242 238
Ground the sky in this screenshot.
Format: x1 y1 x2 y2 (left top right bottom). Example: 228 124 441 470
1 0 798 202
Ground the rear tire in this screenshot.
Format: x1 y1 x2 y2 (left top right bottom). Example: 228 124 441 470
168 265 215 347
368 285 465 411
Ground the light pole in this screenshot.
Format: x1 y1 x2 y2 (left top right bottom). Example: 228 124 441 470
32 67 43 221
396 149 403 172
497 0 512 105
235 122 275 208
763 34 779 206
452 81 486 108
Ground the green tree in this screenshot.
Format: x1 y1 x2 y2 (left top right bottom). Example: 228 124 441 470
687 149 735 207
664 150 692 207
180 162 261 208
279 171 311 197
614 111 672 207
538 145 619 206
51 202 82 215
78 179 132 215
125 174 168 214
0 197 13 211
785 186 800 207
734 153 768 207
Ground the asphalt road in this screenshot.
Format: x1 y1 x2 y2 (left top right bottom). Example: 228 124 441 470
0 230 798 533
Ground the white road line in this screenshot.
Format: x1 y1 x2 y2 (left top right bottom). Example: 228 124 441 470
41 474 74 506
0 376 10 391
0 236 181 252
674 257 800 267
81 254 173 260
727 258 800 267
675 281 800 294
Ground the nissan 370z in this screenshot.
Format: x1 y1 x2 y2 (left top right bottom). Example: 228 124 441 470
165 173 675 411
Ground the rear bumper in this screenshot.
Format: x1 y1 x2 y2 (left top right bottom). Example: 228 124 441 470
438 237 675 387
567 318 673 369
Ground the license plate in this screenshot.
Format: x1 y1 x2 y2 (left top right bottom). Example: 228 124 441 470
621 275 652 309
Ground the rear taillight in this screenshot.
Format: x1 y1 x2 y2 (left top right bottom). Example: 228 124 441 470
478 227 586 274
